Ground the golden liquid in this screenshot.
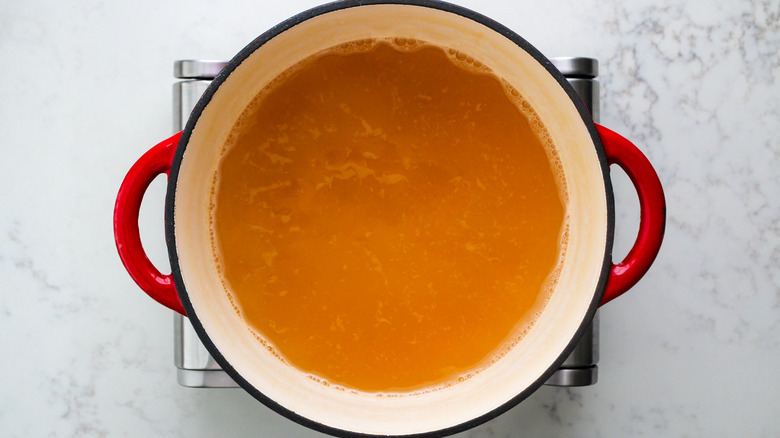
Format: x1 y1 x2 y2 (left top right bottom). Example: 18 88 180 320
212 39 566 392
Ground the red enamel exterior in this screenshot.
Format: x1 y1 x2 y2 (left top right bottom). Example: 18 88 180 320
113 132 186 315
113 126 666 312
111 3 666 435
596 124 666 305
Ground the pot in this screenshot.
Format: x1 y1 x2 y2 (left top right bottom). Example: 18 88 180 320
113 1 665 436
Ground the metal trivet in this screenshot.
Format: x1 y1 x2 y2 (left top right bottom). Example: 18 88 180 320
172 57 600 388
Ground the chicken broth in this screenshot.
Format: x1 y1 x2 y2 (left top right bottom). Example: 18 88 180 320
211 39 567 392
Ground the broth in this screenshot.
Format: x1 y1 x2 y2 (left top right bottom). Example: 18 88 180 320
211 39 566 392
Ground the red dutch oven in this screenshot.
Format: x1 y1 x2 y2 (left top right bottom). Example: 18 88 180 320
114 1 665 436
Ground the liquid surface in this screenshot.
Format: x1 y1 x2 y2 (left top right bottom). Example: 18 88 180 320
212 40 565 392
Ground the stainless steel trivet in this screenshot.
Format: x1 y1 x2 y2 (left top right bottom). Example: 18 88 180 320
172 57 600 388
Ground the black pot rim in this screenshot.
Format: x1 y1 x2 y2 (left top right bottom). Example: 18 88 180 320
165 1 615 437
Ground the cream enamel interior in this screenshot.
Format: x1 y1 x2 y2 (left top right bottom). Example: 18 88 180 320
173 4 608 435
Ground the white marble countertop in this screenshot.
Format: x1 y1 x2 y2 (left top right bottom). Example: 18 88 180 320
1 0 778 436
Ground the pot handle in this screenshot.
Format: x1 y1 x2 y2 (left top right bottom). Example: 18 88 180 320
113 132 186 315
596 124 666 305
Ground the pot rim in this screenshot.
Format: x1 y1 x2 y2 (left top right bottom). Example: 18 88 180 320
165 1 615 436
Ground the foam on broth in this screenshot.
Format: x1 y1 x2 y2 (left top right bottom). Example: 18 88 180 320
207 38 569 394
